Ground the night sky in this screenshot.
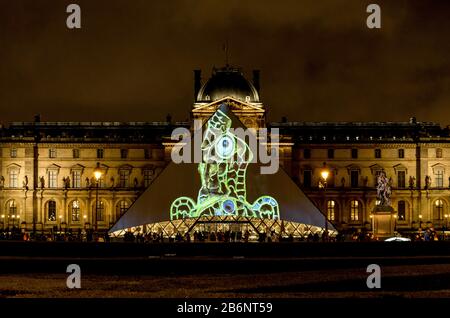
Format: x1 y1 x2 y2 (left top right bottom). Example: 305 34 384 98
0 0 449 124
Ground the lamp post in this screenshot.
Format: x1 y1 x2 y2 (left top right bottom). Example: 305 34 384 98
93 162 103 233
393 214 398 233
419 214 423 230
11 215 16 229
1 214 4 231
320 162 330 239
59 215 62 232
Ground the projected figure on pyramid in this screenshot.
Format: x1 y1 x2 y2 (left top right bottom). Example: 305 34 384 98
170 108 280 220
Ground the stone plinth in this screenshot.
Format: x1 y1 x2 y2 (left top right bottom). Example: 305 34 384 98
372 205 396 239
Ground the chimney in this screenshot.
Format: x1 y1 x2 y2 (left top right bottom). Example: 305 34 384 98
194 70 201 100
252 70 260 93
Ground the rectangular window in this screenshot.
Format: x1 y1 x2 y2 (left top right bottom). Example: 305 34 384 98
397 171 406 189
398 201 406 221
48 170 58 188
303 149 311 159
119 170 130 188
351 149 358 159
9 170 18 188
436 170 444 188
121 149 128 159
10 148 17 158
49 148 57 158
144 149 151 159
303 170 312 188
350 170 359 188
73 149 80 158
97 148 104 159
436 148 443 158
375 149 381 159
398 149 405 158
350 200 359 221
327 149 334 159
96 201 104 222
72 171 81 188
143 170 153 187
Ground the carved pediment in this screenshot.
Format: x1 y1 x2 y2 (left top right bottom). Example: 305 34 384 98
118 164 133 171
71 164 85 172
393 164 408 173
346 164 361 173
369 164 384 174
6 163 21 172
431 163 445 174
46 164 61 172
193 97 264 112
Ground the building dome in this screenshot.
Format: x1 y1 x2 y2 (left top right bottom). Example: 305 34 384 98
196 66 260 103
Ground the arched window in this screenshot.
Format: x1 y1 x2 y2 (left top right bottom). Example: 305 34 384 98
116 200 129 219
8 200 17 216
433 199 444 220
327 200 336 221
47 200 56 221
71 200 80 222
96 200 105 222
398 201 406 221
350 200 359 221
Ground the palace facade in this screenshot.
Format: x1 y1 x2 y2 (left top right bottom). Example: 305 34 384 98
1 65 449 234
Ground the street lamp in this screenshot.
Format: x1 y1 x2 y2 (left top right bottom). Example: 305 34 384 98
59 215 62 232
444 214 449 240
1 214 4 231
393 214 398 232
419 214 423 229
93 162 103 233
320 162 330 239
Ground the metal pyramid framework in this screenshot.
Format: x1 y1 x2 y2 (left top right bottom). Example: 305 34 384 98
109 102 336 238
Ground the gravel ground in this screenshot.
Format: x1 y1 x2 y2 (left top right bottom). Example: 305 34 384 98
1 263 450 298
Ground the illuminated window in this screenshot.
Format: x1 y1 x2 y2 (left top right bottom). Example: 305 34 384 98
397 171 406 189
47 200 56 221
398 149 405 158
143 169 153 187
96 201 105 222
10 148 17 158
97 148 104 159
119 170 130 188
9 170 19 188
71 200 80 222
434 199 444 220
48 170 58 188
398 201 406 220
327 200 336 221
350 200 359 221
72 170 81 188
73 149 80 158
49 148 57 158
8 200 17 217
436 148 443 158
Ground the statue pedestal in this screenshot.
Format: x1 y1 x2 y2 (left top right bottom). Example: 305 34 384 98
372 205 396 239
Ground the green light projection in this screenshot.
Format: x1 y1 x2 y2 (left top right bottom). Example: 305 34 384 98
170 108 280 220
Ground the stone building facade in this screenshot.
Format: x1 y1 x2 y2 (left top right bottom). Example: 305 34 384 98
1 65 449 234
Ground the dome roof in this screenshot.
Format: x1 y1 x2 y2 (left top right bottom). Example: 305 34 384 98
196 66 260 103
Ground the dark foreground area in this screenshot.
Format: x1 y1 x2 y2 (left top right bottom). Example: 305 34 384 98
1 241 450 298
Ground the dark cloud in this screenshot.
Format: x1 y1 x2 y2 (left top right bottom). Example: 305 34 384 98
0 0 449 124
